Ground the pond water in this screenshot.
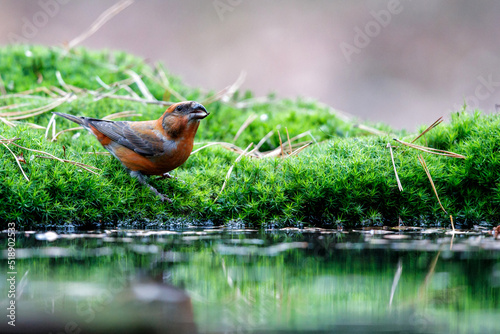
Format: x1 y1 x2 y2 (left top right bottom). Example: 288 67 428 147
1 226 499 333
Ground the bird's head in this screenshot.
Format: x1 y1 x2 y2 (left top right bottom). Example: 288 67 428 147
161 101 209 137
164 101 209 122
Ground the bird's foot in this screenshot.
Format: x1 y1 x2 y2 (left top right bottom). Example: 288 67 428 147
158 172 185 184
149 184 173 203
158 193 173 203
131 171 173 203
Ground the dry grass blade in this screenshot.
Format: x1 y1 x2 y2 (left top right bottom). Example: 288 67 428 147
286 130 316 146
125 69 156 100
387 143 403 191
1 142 29 181
157 65 186 101
9 141 64 162
234 114 257 142
52 126 83 141
202 71 246 105
0 117 16 127
418 154 447 214
0 74 6 95
0 87 59 99
354 123 388 136
22 86 58 97
389 258 403 308
418 249 441 302
4 120 46 129
141 64 186 101
411 117 443 143
2 94 73 120
50 86 68 96
285 127 292 154
0 94 50 100
394 138 466 159
35 156 101 175
192 141 260 158
94 77 135 92
263 141 312 158
450 215 455 232
313 100 354 122
0 135 29 181
102 110 141 120
221 70 246 103
85 151 110 155
0 103 32 111
95 75 111 89
190 142 226 156
55 74 83 94
252 129 274 153
55 71 72 92
7 140 100 175
120 84 141 99
277 129 285 157
103 94 172 106
67 0 134 49
53 110 140 140
234 96 272 109
0 137 20 144
269 130 316 156
45 114 56 140
288 142 313 156
214 143 253 202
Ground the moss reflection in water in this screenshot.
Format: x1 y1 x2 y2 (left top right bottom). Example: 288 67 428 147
0 228 499 333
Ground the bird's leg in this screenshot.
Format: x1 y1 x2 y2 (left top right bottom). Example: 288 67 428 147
130 171 172 203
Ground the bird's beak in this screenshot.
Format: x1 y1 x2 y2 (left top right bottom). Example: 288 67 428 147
189 103 209 120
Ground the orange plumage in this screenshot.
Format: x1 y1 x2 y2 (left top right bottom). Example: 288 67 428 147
54 101 209 202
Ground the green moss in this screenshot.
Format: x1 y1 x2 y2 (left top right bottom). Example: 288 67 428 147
0 45 498 227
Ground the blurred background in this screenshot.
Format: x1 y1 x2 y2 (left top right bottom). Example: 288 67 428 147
1 0 499 131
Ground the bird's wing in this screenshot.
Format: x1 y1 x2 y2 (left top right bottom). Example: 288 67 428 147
88 120 164 156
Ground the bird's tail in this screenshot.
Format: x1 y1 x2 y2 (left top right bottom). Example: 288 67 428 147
53 112 87 127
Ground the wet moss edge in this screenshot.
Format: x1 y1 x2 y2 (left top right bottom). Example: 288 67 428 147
0 45 499 228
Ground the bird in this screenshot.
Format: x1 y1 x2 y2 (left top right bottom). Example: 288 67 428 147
54 101 209 202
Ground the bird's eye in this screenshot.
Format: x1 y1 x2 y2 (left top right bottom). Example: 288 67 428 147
176 105 183 112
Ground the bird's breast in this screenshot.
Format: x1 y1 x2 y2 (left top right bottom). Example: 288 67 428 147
105 137 194 176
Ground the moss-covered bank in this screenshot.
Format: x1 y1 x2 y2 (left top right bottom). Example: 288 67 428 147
0 45 498 228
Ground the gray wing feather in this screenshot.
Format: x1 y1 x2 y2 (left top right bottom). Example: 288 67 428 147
89 120 160 156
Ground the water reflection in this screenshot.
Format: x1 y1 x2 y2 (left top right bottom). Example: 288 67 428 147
0 227 499 333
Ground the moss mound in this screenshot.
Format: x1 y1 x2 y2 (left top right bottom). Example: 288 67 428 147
0 45 498 228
